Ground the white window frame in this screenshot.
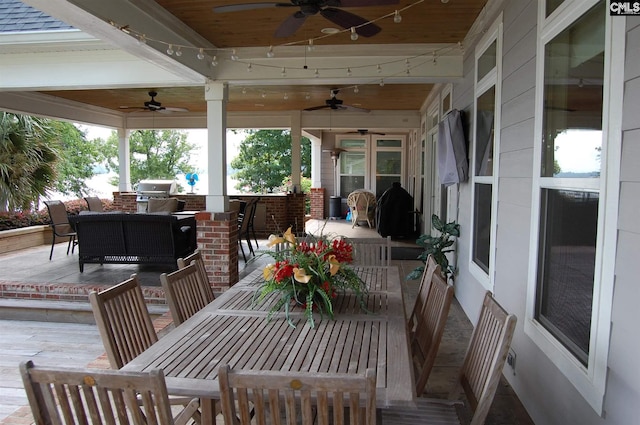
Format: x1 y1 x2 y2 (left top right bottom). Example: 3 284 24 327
524 0 622 414
468 15 503 289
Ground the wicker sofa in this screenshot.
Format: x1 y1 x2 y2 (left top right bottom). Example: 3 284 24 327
69 212 196 272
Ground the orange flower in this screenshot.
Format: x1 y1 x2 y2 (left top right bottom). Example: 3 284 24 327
327 254 340 276
293 267 311 284
263 263 275 281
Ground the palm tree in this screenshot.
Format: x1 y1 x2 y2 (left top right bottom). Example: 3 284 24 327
0 113 60 212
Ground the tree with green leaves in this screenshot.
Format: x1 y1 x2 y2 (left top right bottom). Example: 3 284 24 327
103 129 197 189
0 113 60 211
51 122 104 198
230 130 311 193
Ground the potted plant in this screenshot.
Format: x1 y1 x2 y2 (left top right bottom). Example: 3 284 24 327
407 214 460 282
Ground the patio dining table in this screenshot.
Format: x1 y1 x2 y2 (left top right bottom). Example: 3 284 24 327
122 265 415 421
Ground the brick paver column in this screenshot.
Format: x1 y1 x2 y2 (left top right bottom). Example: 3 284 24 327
195 211 239 290
309 188 325 219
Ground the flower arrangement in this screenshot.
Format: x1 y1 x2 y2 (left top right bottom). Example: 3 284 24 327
254 227 367 328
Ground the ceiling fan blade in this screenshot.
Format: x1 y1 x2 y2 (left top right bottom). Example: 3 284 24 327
304 105 331 111
213 2 292 13
342 105 371 113
339 0 400 6
320 8 381 37
275 12 308 38
164 107 190 112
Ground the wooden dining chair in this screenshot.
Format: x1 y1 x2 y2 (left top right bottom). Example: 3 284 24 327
406 254 440 336
177 249 216 300
89 274 158 369
238 198 258 262
161 262 213 326
382 291 517 425
350 236 392 266
89 274 202 419
43 200 77 260
411 269 454 396
20 360 199 425
84 196 103 212
218 364 377 425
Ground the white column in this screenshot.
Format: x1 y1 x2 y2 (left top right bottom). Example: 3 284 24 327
309 136 322 188
205 81 228 212
117 128 132 191
290 111 301 193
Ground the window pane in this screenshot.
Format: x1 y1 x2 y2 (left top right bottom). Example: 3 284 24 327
475 86 495 176
541 4 604 177
340 139 365 148
340 176 364 198
340 152 365 175
473 183 492 273
536 189 598 365
376 151 402 174
442 92 451 112
477 40 497 82
377 139 402 148
376 176 399 198
546 0 564 17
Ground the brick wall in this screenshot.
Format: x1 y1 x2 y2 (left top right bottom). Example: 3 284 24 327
309 188 325 219
195 211 239 290
113 192 206 213
234 194 306 236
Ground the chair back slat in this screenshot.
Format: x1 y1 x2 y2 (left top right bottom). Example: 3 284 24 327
456 291 517 425
161 263 212 326
20 361 178 425
411 269 454 395
351 237 391 267
407 255 439 333
89 275 158 369
84 196 104 212
219 365 376 425
177 250 215 304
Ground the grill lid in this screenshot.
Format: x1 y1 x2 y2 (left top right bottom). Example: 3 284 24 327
136 180 176 194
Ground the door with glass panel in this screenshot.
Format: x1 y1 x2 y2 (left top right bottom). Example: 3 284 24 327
337 137 367 198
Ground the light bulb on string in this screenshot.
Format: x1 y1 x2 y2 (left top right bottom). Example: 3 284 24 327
211 56 218 66
347 67 352 76
175 47 182 57
137 34 147 45
281 67 287 77
307 39 314 51
405 68 410 75
376 64 382 73
305 93 311 100
231 49 239 61
283 92 289 100
350 27 358 41
242 87 247 94
354 85 359 94
261 91 267 98
267 45 275 58
166 44 174 55
379 79 385 87
314 68 319 78
247 63 253 72
197 48 205 60
393 10 402 23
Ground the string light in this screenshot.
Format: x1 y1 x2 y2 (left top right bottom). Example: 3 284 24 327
175 47 183 57
281 67 287 76
211 56 218 66
377 64 382 73
197 48 205 60
283 92 289 100
242 87 247 94
314 68 319 78
393 10 402 23
267 45 275 58
354 85 359 94
307 39 314 51
261 91 267 98
350 27 358 41
247 63 253 72
166 44 174 55
305 93 311 100
347 67 352 76
231 49 239 61
379 79 385 86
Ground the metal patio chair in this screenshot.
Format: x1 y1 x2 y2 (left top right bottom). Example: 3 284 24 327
43 200 77 260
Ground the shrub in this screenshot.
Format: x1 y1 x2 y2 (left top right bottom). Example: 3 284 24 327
0 198 114 231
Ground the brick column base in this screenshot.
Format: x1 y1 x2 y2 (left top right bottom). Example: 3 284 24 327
309 188 325 219
195 211 239 291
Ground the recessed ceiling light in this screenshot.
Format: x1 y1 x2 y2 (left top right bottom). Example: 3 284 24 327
321 27 340 34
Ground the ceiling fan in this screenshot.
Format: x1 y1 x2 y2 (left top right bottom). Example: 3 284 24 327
213 0 399 38
346 129 386 135
119 91 189 113
304 89 370 112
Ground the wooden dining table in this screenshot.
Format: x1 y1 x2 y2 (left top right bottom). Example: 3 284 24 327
123 265 415 421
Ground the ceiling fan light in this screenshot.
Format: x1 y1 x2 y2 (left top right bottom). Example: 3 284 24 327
267 46 275 58
350 27 358 41
197 48 205 60
166 44 174 56
393 10 402 23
